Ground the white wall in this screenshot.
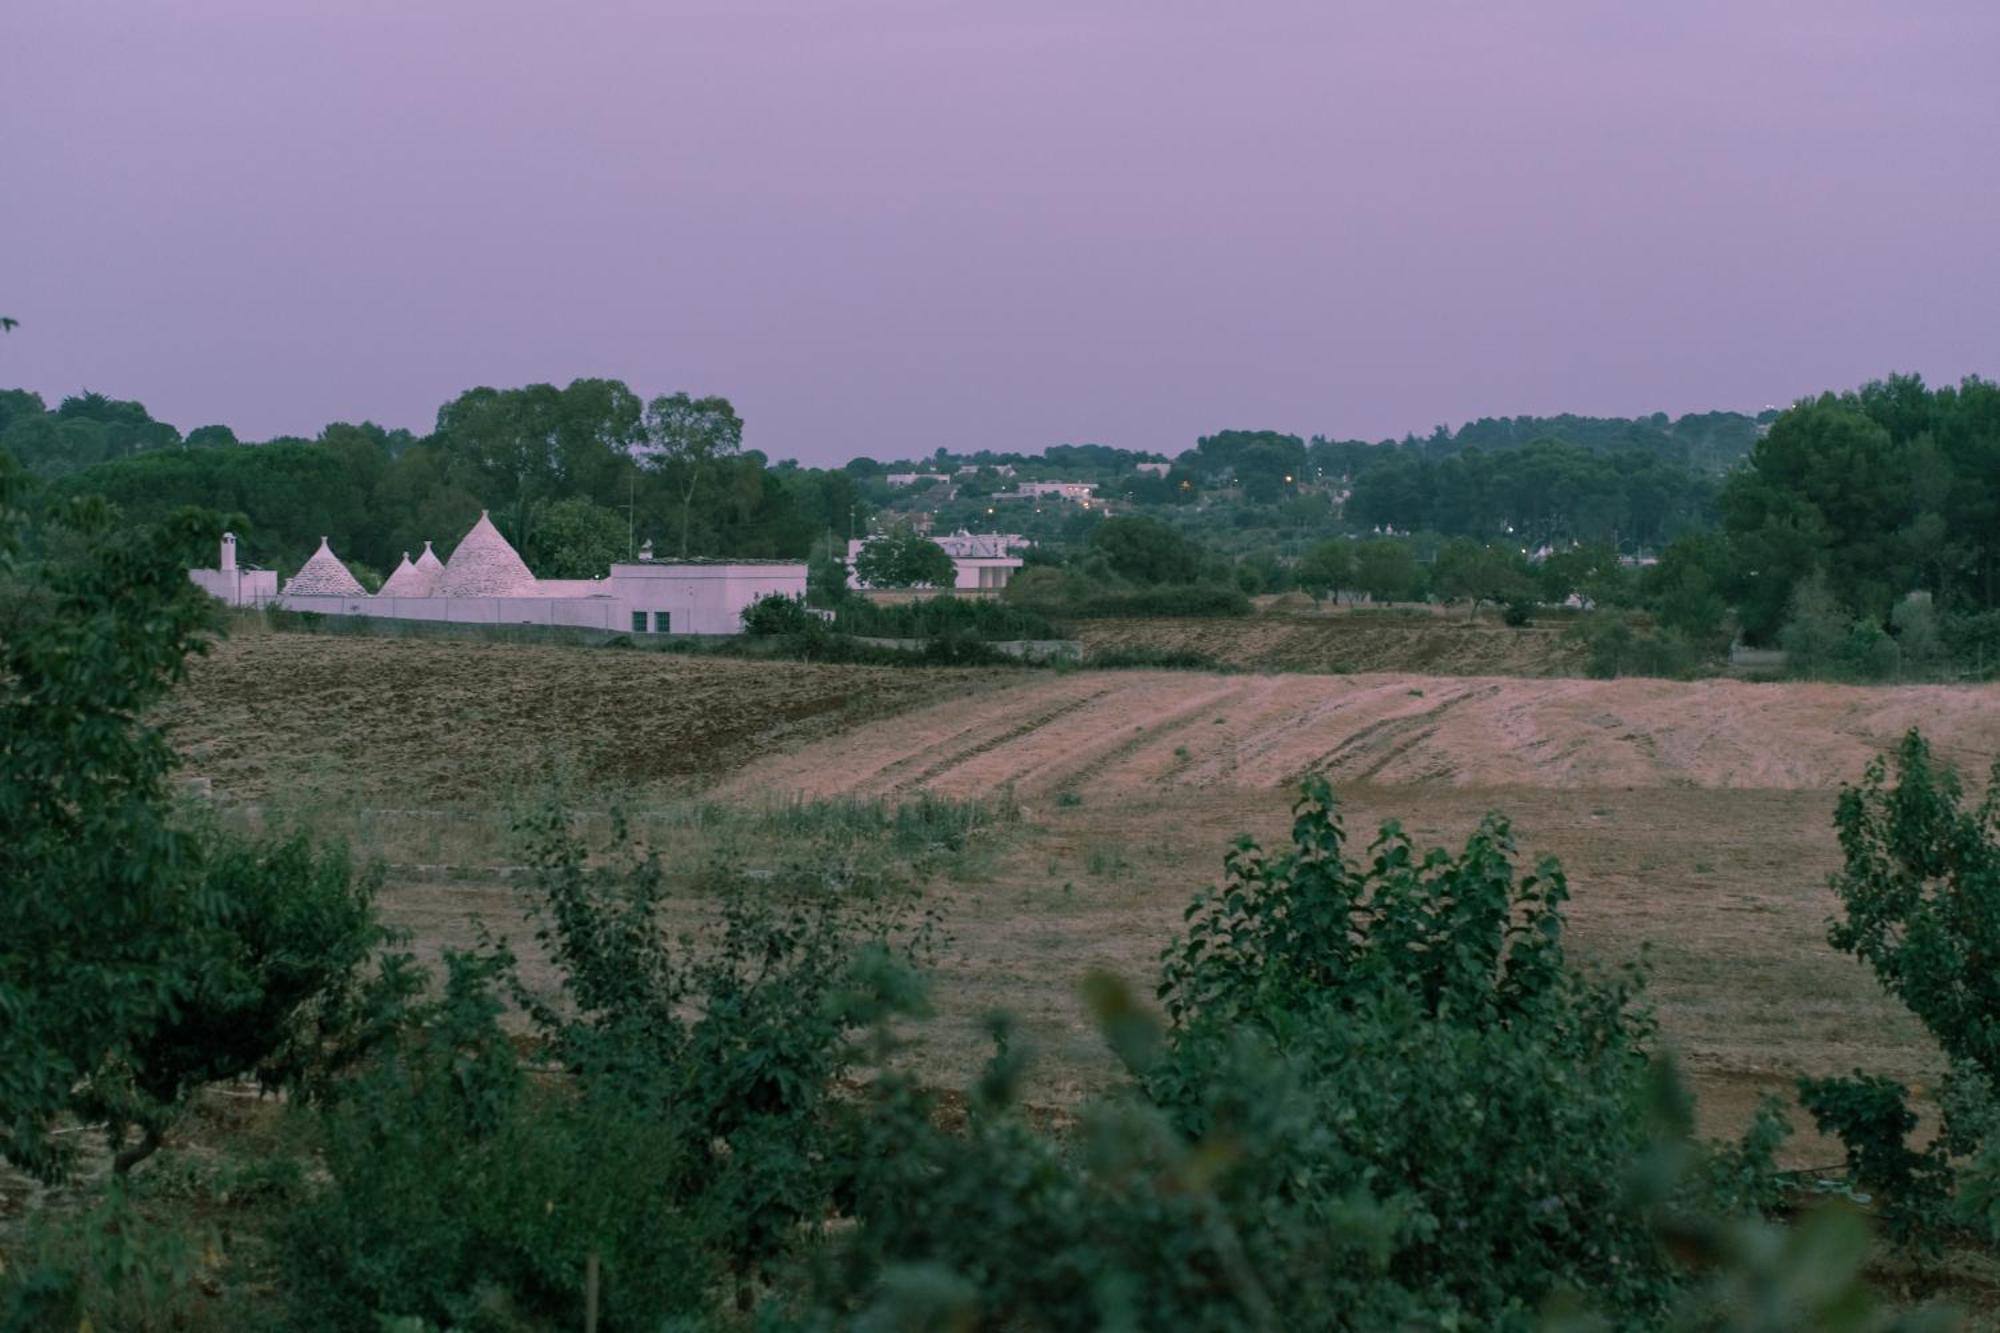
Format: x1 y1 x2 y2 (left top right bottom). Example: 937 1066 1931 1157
276 563 806 635
606 562 807 634
190 568 279 607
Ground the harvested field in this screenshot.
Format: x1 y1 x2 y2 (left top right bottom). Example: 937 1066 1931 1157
165 633 2000 1152
1072 608 1593 675
158 632 1017 804
720 669 2000 800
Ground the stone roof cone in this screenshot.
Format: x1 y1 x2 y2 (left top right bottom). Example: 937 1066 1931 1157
413 540 444 578
283 537 367 598
378 550 439 597
438 511 537 596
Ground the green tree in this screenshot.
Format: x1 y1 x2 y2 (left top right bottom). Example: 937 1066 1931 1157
854 529 955 588
1089 516 1202 584
1350 538 1424 602
0 485 379 1182
1778 570 1847 679
1644 533 1732 641
1433 538 1533 619
641 392 743 558
1294 538 1352 602
527 495 629 577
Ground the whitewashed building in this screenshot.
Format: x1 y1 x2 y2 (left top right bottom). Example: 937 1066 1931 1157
188 532 279 607
1009 481 1096 501
205 512 805 634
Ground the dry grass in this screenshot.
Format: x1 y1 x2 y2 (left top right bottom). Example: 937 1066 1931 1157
161 634 2000 1161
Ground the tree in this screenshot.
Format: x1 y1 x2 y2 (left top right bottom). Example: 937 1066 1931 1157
641 392 743 558
1295 539 1352 602
1088 516 1201 584
0 485 379 1181
1778 570 1847 679
853 530 955 588
1350 538 1424 603
1432 539 1532 619
527 495 629 577
1643 533 1731 641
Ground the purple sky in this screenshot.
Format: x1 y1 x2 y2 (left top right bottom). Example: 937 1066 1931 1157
7 2 1998 463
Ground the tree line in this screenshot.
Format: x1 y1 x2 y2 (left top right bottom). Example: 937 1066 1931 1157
0 381 866 584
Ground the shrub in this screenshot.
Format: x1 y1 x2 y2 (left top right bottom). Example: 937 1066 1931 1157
281 802 937 1328
833 595 1058 641
1087 646 1231 671
1501 596 1535 627
1807 730 2000 1246
794 781 1741 1329
1064 583 1251 619
741 591 820 635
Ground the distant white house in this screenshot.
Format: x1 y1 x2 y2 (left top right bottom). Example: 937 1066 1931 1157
885 471 952 488
1132 461 1171 477
188 532 279 607
195 513 804 635
1005 481 1096 502
847 530 1026 592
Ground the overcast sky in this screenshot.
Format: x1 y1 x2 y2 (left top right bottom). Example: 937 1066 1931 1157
6 2 1997 462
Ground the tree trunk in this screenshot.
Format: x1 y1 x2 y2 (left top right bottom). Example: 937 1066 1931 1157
112 1123 163 1176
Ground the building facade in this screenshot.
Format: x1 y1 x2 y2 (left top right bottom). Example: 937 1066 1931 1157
195 513 804 635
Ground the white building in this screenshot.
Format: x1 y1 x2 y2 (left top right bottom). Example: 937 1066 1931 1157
885 472 951 488
846 530 1026 592
1132 461 1171 477
202 512 805 635
188 532 279 607
1009 481 1096 501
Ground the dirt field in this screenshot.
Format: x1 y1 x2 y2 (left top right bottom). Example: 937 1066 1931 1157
157 632 1013 804
164 633 2000 1155
1072 607 1594 675
717 669 2000 800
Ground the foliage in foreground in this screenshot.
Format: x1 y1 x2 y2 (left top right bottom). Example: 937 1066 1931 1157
0 478 383 1185
1800 730 2000 1249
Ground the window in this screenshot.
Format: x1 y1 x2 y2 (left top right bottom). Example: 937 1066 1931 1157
653 611 671 634
631 611 647 633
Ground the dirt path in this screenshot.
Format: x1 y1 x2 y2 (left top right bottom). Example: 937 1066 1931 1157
718 669 2000 799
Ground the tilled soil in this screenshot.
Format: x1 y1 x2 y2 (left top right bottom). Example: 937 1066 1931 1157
158 632 1019 804
718 668 2000 800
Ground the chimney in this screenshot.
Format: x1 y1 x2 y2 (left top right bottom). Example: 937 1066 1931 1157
220 532 238 572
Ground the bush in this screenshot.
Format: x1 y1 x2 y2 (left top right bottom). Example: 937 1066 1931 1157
1501 596 1535 627
834 595 1059 641
1062 583 1252 619
1087 646 1231 671
1569 612 1701 679
281 803 937 1329
790 781 1766 1329
1805 730 2000 1247
741 591 820 636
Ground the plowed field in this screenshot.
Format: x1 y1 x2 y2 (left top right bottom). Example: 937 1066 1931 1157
158 632 1011 804
719 669 2000 800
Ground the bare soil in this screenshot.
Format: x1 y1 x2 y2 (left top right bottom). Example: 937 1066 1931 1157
718 668 2000 800
156 633 1016 804
163 633 2000 1160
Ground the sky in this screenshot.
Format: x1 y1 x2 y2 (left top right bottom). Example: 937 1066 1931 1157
5 1 1998 464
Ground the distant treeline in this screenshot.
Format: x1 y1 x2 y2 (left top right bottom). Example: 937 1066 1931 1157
0 381 866 583
7 374 1999 678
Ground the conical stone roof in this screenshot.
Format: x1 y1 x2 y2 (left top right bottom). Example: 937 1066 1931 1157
378 551 439 597
414 540 444 578
284 537 367 598
438 512 537 596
